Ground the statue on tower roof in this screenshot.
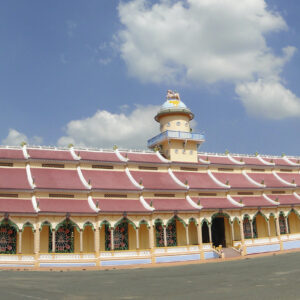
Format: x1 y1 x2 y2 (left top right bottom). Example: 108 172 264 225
166 90 180 101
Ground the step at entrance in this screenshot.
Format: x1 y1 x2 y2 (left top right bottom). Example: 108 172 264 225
222 247 241 258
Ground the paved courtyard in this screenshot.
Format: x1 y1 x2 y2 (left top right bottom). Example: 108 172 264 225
1 252 300 299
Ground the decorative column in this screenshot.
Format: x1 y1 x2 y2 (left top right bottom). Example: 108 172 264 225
52 229 56 253
149 225 154 249
231 222 235 241
80 229 83 253
94 227 100 253
239 216 245 256
250 220 254 239
163 225 167 247
34 226 40 254
275 216 283 250
18 230 22 254
285 217 289 234
267 219 271 237
185 225 189 246
136 227 140 249
197 221 204 259
208 223 212 244
110 228 114 250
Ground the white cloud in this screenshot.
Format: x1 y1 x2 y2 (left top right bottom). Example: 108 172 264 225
58 105 161 149
2 129 43 146
236 79 300 119
117 0 300 119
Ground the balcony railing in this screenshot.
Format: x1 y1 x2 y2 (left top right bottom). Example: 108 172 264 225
147 130 205 148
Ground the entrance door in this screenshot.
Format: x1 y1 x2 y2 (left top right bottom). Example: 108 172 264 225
212 217 226 247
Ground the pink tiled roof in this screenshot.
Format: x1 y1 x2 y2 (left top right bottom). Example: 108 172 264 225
0 168 31 190
121 152 163 164
145 198 197 211
233 156 265 166
130 171 183 190
0 198 35 213
212 172 257 189
231 196 277 207
275 173 300 186
81 170 138 191
93 198 148 212
199 155 232 165
173 171 223 190
266 194 300 206
31 168 86 190
27 149 74 161
0 149 25 160
77 150 121 162
38 198 95 213
246 173 288 188
190 197 238 209
262 158 290 166
287 158 300 165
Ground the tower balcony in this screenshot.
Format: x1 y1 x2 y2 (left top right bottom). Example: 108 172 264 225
147 130 205 148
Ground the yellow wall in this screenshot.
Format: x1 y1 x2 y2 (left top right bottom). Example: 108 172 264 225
188 222 198 245
128 224 136 250
256 215 268 238
40 226 50 253
288 212 300 233
139 224 149 249
22 227 34 254
176 220 187 246
83 226 94 253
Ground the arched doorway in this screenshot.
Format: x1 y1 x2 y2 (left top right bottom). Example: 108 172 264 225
201 220 210 243
0 219 17 254
40 221 52 253
279 213 287 234
83 222 94 253
55 218 78 253
154 219 164 247
288 210 300 234
211 213 231 247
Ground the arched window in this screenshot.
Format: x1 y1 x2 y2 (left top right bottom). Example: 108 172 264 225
243 217 252 239
166 218 177 247
279 214 286 234
55 219 77 253
155 220 164 247
0 219 17 254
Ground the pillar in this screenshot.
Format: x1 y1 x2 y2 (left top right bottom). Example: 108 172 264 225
136 227 139 249
275 217 280 236
239 216 246 256
267 219 271 237
197 221 204 259
149 225 154 249
94 227 99 253
34 227 40 254
285 217 289 234
110 228 114 250
18 230 22 254
52 229 55 253
250 220 254 238
208 223 212 243
163 226 167 247
80 229 83 253
185 225 189 246
231 222 235 241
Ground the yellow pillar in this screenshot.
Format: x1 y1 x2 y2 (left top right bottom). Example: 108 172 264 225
185 225 189 246
231 222 235 241
52 229 55 253
197 222 204 259
80 229 83 253
34 227 40 268
267 219 271 237
110 228 114 250
239 216 246 255
149 225 154 249
208 223 212 244
275 216 283 251
250 220 254 239
18 230 22 254
163 226 167 247
136 227 139 250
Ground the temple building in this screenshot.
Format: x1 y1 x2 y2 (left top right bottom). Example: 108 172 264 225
0 90 300 268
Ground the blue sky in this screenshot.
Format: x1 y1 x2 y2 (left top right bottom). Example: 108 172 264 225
1 0 300 156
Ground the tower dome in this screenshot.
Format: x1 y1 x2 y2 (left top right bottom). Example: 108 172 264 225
154 90 194 122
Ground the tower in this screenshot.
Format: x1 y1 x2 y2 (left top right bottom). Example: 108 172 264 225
147 90 205 163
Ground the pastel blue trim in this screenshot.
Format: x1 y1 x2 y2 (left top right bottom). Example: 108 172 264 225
40 262 96 267
204 251 219 259
0 264 34 268
101 259 151 266
283 240 300 250
156 254 200 263
246 243 280 254
161 100 187 110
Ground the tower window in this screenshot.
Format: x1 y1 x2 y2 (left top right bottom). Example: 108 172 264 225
176 121 181 126
167 122 170 127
